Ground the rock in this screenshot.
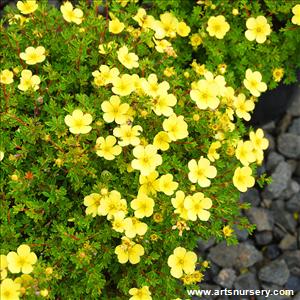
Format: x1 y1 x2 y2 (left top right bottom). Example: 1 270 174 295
287 90 300 117
286 193 300 212
233 225 249 242
258 259 290 286
255 231 273 245
197 237 215 253
235 243 263 268
266 151 285 172
259 283 292 300
285 275 300 292
234 272 260 290
277 133 300 159
208 242 239 268
294 293 300 300
282 251 300 276
271 200 297 233
246 207 274 231
281 180 300 200
264 161 293 198
214 268 236 288
287 159 298 173
277 114 293 135
262 121 276 133
240 188 260 207
279 234 297 251
265 244 281 260
265 132 276 151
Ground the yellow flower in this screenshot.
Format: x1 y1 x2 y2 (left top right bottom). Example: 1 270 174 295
129 286 152 300
272 68 284 82
207 141 221 162
152 93 177 117
92 65 119 86
184 192 212 221
112 74 134 96
109 18 125 34
249 129 269 151
153 131 171 151
141 74 170 98
64 109 92 134
234 93 255 121
188 157 217 187
190 79 219 110
131 193 155 218
98 41 116 54
60 1 83 24
177 21 191 37
207 15 230 39
171 191 189 220
101 95 130 124
164 67 176 77
1 255 8 280
139 171 160 195
40 289 49 297
233 166 255 192
98 190 127 220
153 38 172 53
191 60 206 75
235 140 256 166
17 0 38 14
167 247 197 278
113 124 142 147
0 278 21 300
153 213 163 223
158 174 178 196
0 69 14 84
131 145 162 176
7 244 37 274
223 225 234 237
245 16 271 44
152 12 178 39
115 237 144 264
190 33 202 48
20 46 45 65
83 193 102 217
133 8 155 28
123 217 148 238
292 4 300 25
117 46 139 69
232 8 239 16
95 135 122 160
163 114 188 141
17 69 40 91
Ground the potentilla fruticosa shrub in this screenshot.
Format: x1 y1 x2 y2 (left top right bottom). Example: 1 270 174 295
1 0 298 299
144 0 300 89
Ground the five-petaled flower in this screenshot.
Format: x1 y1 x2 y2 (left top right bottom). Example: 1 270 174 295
245 16 271 44
64 109 93 134
20 46 46 65
17 0 38 15
60 1 83 24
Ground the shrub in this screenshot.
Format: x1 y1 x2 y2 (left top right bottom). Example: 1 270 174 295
0 0 298 299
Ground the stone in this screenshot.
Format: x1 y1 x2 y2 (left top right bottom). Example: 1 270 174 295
265 132 276 151
286 193 300 213
197 237 215 253
264 161 293 198
235 243 263 269
239 188 260 207
265 244 281 260
266 151 285 172
258 259 290 286
287 159 298 173
262 121 276 132
294 293 300 300
234 272 260 290
281 180 300 200
285 275 300 292
287 90 300 117
255 231 273 245
279 234 297 251
233 225 249 242
282 251 300 276
246 207 274 231
259 283 292 300
271 200 297 233
214 268 236 288
277 133 300 159
208 242 239 268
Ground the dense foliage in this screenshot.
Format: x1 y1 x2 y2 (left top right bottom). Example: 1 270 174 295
0 0 299 299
